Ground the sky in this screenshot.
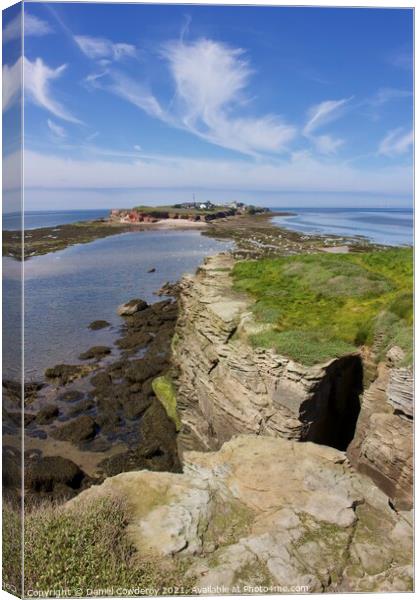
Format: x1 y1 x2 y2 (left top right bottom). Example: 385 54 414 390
2 1 414 210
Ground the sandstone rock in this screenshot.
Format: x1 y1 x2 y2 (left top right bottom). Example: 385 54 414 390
172 253 362 454
117 298 148 316
387 367 413 419
347 360 413 510
71 435 413 593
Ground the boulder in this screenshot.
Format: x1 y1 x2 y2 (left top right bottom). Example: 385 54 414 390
36 404 59 424
88 320 110 330
58 390 85 403
45 363 94 385
79 346 111 360
51 415 97 444
117 298 148 316
25 455 88 498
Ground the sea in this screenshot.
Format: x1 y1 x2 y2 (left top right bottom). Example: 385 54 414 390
3 209 110 230
271 207 413 247
2 206 413 380
3 229 233 380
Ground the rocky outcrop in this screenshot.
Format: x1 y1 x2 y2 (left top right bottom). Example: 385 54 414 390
173 253 413 512
117 298 148 316
347 351 413 510
173 254 362 455
71 435 413 593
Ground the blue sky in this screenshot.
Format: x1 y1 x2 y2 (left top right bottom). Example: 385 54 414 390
2 2 414 209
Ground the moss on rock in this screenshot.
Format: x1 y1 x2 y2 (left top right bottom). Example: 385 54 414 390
152 376 181 431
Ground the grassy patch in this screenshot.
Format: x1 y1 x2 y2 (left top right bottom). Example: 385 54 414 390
2 501 22 595
152 375 181 431
22 496 191 595
232 248 412 365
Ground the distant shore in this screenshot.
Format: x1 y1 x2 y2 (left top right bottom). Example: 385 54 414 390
2 210 295 260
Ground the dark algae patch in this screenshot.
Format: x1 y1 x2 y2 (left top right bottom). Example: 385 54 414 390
3 220 136 260
232 247 413 365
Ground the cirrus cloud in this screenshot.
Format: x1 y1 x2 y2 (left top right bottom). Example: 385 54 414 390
378 128 413 157
75 35 136 61
162 38 296 155
23 57 82 123
85 37 296 156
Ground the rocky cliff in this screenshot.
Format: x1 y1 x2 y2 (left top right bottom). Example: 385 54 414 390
348 350 413 510
72 435 413 593
173 253 362 453
172 253 413 509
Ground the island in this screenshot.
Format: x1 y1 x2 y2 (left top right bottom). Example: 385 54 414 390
3 201 272 260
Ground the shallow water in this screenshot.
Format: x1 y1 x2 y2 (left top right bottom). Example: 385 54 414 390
272 207 413 246
3 209 110 230
3 230 232 380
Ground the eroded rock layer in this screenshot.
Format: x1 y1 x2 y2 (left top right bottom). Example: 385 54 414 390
173 254 362 454
348 353 413 510
72 435 413 593
173 253 413 511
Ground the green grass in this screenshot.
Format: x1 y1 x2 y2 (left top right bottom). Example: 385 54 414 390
134 204 230 216
232 248 413 365
152 375 181 431
2 502 22 596
17 497 192 596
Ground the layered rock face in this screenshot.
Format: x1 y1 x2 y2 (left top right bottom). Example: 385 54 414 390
72 435 413 593
348 352 413 510
173 254 362 454
173 253 413 510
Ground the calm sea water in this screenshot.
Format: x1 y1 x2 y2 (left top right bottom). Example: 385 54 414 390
3 230 232 380
3 209 110 230
271 207 413 246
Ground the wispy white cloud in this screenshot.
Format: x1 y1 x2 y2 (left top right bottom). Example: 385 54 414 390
368 87 412 107
47 118 67 138
3 13 22 43
302 97 350 155
2 58 22 112
162 38 296 155
378 128 413 157
3 12 52 43
105 70 166 119
86 131 99 142
303 97 351 135
85 37 296 156
24 57 82 123
75 35 136 61
389 49 412 71
25 13 53 37
312 134 344 155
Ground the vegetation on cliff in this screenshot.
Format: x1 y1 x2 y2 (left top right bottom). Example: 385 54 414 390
232 247 413 365
9 497 190 595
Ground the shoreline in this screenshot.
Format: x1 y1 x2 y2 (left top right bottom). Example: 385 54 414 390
2 210 401 501
2 211 296 260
